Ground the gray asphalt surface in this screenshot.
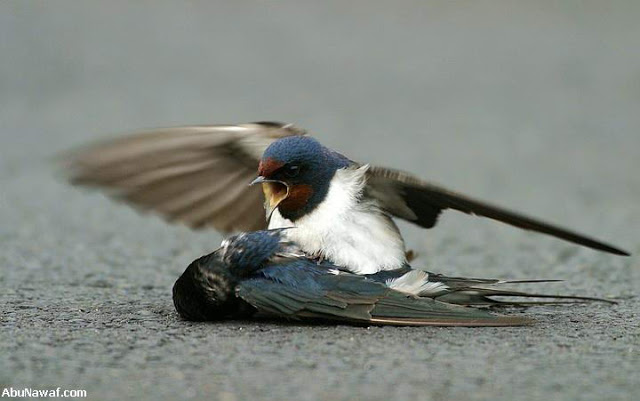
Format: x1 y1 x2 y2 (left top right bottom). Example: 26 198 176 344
1 2 639 400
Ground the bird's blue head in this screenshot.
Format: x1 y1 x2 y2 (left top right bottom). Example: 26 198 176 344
252 136 351 222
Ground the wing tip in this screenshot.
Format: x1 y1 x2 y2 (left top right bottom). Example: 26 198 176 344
606 246 631 256
577 236 630 256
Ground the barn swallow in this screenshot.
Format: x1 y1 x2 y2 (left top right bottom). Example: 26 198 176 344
66 122 629 275
172 230 613 326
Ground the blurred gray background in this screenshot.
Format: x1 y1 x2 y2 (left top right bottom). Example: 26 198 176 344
1 2 638 400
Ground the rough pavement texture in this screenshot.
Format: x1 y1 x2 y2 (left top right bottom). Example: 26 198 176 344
1 2 638 400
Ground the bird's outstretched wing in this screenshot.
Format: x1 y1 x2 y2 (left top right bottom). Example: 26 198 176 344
365 166 629 256
63 122 305 233
237 264 531 327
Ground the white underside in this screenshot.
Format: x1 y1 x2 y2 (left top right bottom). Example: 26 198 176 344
268 165 407 274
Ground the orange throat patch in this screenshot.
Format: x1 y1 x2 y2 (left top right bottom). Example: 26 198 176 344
278 184 314 213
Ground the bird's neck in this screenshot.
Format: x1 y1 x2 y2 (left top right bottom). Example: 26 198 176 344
268 165 407 274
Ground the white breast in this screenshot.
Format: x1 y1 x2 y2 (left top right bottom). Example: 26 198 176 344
268 165 407 274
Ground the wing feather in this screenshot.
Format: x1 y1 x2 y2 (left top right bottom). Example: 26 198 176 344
237 269 531 326
366 166 629 256
63 122 305 233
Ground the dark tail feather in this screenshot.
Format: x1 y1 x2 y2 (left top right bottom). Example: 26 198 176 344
435 287 617 306
427 273 563 286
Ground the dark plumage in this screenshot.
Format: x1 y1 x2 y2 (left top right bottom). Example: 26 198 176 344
261 136 351 169
173 230 614 326
172 252 253 321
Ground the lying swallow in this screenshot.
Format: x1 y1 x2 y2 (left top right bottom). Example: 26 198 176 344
172 230 613 326
66 122 629 274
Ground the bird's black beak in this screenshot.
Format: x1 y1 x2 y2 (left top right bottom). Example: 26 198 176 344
250 176 290 223
249 176 267 186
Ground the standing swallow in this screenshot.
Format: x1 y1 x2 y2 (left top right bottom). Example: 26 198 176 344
66 122 629 275
172 230 612 326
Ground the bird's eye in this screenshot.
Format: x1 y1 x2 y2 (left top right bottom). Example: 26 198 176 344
284 164 300 178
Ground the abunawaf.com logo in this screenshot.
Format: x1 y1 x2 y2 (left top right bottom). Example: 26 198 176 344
2 387 87 398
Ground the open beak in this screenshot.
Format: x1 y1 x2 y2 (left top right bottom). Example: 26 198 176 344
250 176 289 222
